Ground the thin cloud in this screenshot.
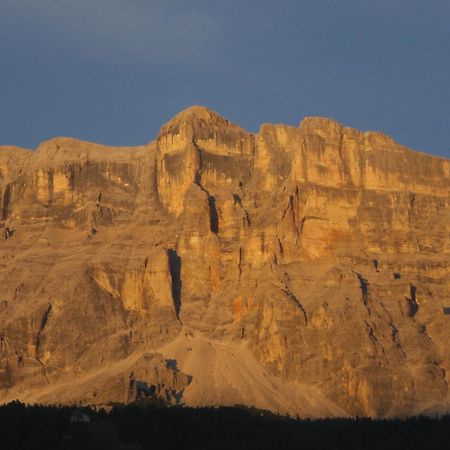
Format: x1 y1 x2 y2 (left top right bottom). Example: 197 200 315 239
2 0 220 65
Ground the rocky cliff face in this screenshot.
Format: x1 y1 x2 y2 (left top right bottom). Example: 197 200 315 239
0 106 449 417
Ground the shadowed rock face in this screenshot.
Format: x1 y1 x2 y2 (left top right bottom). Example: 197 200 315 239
0 106 449 418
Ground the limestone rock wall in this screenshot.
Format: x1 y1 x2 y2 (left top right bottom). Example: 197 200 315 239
0 106 448 417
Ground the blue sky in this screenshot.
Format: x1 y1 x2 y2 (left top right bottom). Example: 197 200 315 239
1 0 449 157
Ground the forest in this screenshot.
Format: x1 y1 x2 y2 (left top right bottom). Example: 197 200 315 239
1 401 449 450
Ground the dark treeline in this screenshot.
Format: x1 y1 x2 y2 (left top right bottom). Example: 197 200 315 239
1 401 450 450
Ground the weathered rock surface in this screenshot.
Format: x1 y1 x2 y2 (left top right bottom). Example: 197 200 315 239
0 106 449 417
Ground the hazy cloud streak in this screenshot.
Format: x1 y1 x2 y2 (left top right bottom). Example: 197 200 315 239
2 0 220 65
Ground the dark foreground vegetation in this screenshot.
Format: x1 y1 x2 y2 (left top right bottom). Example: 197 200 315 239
1 401 450 450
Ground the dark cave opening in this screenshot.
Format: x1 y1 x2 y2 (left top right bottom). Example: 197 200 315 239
208 195 219 234
167 249 182 320
2 184 11 221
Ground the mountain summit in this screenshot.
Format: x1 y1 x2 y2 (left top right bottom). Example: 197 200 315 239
0 107 449 417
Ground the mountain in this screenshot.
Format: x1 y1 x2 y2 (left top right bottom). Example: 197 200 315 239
0 106 449 417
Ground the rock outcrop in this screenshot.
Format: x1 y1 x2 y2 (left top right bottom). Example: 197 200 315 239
0 106 449 417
